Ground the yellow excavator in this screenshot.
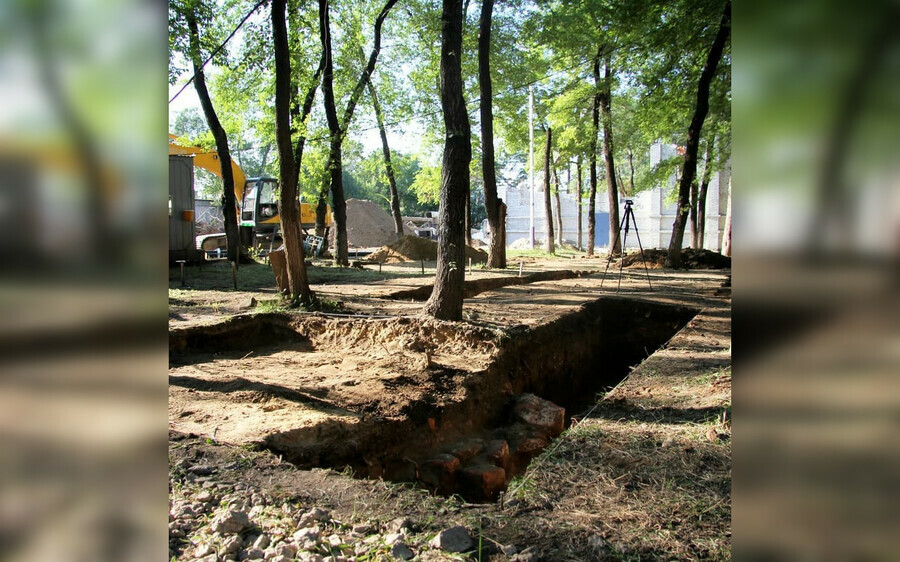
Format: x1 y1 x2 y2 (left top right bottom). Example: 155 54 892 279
168 134 332 258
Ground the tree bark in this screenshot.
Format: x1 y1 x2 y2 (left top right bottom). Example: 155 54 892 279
553 164 563 246
272 0 314 306
318 0 349 266
543 127 555 254
576 156 583 251
315 0 399 259
423 0 471 320
722 175 731 256
187 10 240 265
465 186 472 247
587 48 601 257
478 0 505 269
627 148 635 196
366 80 404 236
599 53 621 257
694 140 714 248
665 0 730 268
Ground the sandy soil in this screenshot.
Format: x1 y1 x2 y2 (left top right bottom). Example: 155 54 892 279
169 254 731 559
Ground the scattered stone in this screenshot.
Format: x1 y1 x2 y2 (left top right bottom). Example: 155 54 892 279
386 517 413 534
430 526 474 553
588 534 606 550
351 523 374 536
390 542 415 560
251 493 266 506
501 544 519 555
244 296 258 309
195 490 215 503
193 542 214 557
293 527 320 543
384 532 404 546
242 548 264 560
297 507 331 527
212 510 252 534
196 555 218 562
275 543 298 558
223 535 244 554
253 534 270 550
327 534 343 548
513 394 565 437
661 437 676 448
511 546 540 562
249 505 266 519
189 464 215 476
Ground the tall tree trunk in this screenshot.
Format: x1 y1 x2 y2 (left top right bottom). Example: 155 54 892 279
257 144 270 177
576 156 583 251
690 176 699 248
587 48 601 257
315 0 399 257
543 127 555 254
272 0 314 306
292 51 326 189
465 188 472 247
31 5 111 260
627 148 635 195
695 140 713 248
479 0 505 268
665 0 730 268
423 0 471 320
599 53 621 257
318 0 348 266
187 10 240 265
722 175 731 256
367 80 404 236
553 164 563 246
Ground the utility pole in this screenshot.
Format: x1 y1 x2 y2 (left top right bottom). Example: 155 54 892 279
529 85 535 249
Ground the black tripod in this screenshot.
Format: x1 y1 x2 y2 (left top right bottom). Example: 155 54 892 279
600 199 653 292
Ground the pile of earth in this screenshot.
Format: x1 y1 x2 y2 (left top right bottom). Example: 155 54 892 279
369 235 488 263
508 237 545 249
327 199 408 249
620 248 731 269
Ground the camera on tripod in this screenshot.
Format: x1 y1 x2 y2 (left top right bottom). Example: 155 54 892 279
624 199 634 207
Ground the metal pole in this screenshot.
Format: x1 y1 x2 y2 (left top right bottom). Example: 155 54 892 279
529 85 535 249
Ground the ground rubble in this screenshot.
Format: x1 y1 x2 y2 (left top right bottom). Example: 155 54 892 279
170 260 731 560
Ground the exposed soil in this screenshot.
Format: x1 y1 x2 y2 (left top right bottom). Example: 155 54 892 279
328 198 407 249
169 253 731 559
619 248 732 269
369 235 489 264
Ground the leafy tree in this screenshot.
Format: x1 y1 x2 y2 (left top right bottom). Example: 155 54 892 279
271 0 317 306
170 0 241 264
664 0 731 268
423 0 471 320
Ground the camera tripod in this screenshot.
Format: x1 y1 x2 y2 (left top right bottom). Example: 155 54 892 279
600 199 653 292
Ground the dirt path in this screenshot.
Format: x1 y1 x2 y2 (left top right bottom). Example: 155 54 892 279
169 258 731 560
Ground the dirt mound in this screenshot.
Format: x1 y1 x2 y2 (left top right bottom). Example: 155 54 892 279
620 248 731 269
509 237 543 250
328 199 403 249
369 235 488 263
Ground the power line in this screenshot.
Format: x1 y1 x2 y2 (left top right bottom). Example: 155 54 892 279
169 0 269 105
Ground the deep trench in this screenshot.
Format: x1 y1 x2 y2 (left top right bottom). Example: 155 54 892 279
170 298 697 502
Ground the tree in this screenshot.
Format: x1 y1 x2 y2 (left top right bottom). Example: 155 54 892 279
542 126 555 254
423 0 471 321
599 51 621 256
665 0 731 268
478 0 505 268
366 79 404 236
691 137 714 248
272 0 316 306
179 0 241 265
587 46 601 257
317 0 399 266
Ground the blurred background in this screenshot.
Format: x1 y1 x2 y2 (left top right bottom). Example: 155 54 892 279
0 0 166 561
0 0 897 559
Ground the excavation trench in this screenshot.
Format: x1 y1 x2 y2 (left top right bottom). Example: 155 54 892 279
169 297 696 502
